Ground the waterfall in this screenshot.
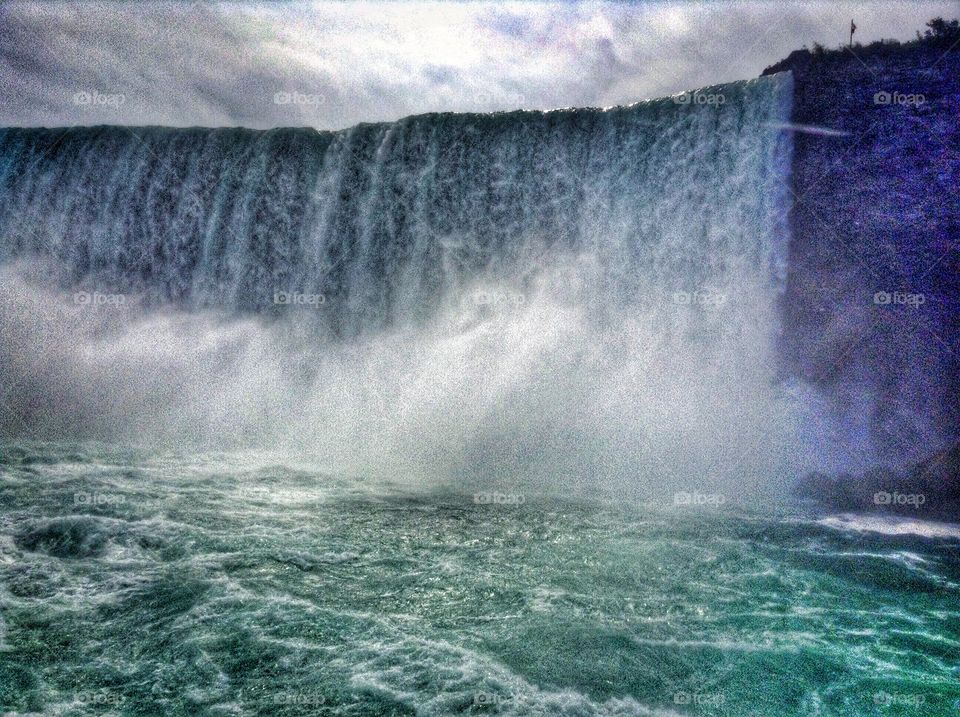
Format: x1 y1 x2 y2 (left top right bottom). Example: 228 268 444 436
0 75 792 332
0 75 800 493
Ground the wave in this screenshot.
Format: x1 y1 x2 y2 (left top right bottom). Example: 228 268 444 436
817 514 960 540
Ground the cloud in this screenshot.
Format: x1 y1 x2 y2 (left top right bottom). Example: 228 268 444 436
0 0 955 129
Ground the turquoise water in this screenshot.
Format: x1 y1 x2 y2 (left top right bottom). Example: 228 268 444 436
1 442 958 716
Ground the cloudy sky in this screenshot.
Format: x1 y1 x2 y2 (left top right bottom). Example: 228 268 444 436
0 1 955 129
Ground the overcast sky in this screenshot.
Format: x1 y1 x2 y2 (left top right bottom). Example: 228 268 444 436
0 1 956 129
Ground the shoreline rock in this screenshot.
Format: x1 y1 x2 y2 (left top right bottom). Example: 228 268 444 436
794 441 960 521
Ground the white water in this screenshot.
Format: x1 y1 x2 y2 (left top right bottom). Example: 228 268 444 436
818 514 960 539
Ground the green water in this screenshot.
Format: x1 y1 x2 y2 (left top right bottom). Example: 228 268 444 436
1 442 958 716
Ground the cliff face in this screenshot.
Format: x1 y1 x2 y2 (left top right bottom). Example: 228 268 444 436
763 41 960 466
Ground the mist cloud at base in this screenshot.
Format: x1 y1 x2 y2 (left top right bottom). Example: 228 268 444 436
0 260 815 502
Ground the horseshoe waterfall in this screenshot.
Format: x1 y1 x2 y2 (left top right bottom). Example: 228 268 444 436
0 75 806 491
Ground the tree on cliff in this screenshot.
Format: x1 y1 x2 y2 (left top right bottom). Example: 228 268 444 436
921 17 960 43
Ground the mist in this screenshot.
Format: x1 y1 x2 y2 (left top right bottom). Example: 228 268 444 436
0 253 810 504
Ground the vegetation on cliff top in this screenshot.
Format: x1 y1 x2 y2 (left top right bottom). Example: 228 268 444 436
763 17 959 75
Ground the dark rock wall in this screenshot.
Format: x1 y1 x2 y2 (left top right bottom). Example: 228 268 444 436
763 42 960 466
